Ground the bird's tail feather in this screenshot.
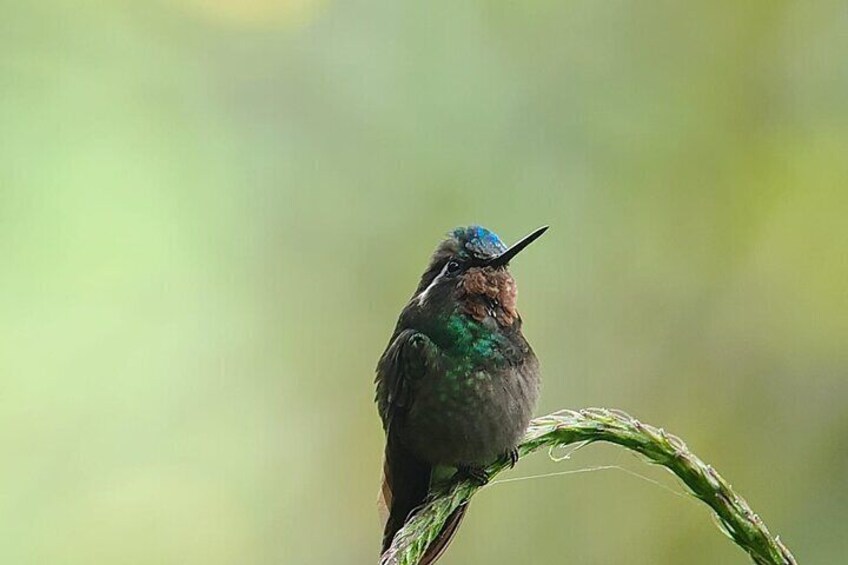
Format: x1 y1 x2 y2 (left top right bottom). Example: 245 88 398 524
417 503 468 565
380 436 470 564
381 437 431 553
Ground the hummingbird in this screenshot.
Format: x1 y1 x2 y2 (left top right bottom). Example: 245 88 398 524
376 225 546 563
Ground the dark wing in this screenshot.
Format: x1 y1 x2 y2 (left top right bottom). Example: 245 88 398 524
375 329 435 554
375 330 472 563
375 328 431 431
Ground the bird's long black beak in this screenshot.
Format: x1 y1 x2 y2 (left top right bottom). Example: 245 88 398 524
486 225 548 268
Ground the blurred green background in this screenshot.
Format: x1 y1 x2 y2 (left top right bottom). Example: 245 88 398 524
2 1 847 563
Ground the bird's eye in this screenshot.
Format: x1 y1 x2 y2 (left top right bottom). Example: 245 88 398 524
446 260 461 275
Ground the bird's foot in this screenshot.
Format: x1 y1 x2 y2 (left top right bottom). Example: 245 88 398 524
455 465 490 486
503 447 519 469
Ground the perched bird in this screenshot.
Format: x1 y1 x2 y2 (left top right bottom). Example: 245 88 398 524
376 225 546 563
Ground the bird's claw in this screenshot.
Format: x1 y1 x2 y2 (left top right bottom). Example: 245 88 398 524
456 465 490 486
504 447 519 469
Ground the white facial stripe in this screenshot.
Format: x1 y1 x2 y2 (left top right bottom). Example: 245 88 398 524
416 261 451 306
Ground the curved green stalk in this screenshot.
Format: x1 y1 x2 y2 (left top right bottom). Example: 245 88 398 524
381 408 796 565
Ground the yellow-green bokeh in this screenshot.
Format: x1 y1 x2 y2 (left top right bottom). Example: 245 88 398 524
2 2 846 563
